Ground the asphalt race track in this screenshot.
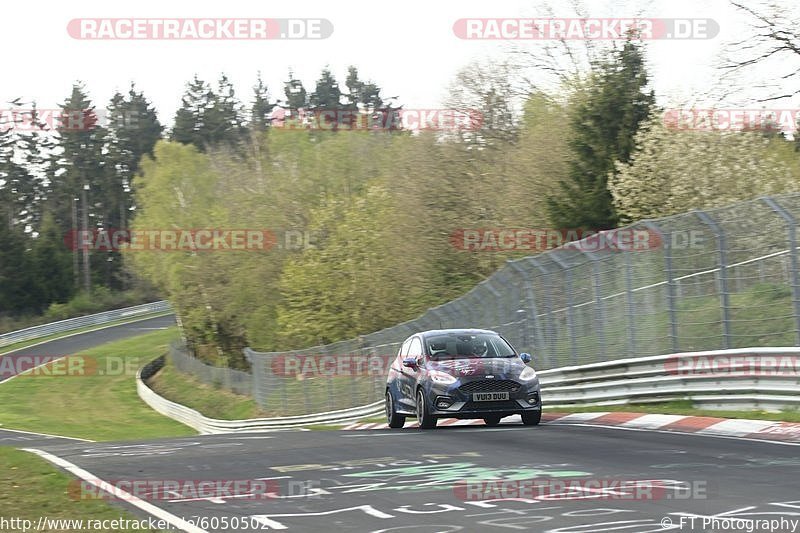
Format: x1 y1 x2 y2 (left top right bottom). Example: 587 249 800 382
4 319 800 532
0 314 176 381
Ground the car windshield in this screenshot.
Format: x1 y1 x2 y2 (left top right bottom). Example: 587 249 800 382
426 333 516 359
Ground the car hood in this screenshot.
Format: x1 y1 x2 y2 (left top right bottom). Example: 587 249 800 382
427 357 529 378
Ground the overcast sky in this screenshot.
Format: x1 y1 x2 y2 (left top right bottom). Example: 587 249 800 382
3 0 795 128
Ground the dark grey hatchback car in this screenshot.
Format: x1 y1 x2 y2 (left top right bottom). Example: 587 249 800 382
384 329 542 429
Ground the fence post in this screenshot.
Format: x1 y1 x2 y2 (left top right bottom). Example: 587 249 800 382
429 307 446 329
623 250 637 358
529 257 557 362
695 210 732 349
576 247 607 362
245 347 271 410
548 252 578 365
508 260 545 362
762 196 800 345
644 221 679 353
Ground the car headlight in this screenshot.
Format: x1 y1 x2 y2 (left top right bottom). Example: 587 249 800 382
430 370 457 384
519 366 537 381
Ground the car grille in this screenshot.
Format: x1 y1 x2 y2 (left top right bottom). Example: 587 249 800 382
463 400 519 411
459 379 520 394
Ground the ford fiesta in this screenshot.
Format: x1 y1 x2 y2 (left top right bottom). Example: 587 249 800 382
385 329 542 429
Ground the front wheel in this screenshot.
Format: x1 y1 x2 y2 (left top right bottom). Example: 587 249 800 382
386 390 406 428
522 410 541 426
416 389 437 429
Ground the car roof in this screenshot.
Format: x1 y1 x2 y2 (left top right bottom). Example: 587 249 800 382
417 329 499 338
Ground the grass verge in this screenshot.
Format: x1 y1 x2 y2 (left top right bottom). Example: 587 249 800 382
146 361 263 420
0 447 167 532
0 327 194 441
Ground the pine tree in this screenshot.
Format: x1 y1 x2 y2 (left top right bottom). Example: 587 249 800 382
204 74 246 147
250 73 275 132
0 100 46 231
283 71 308 117
171 75 210 150
547 40 655 231
171 75 245 150
0 219 34 314
27 212 75 310
103 85 163 288
52 83 107 292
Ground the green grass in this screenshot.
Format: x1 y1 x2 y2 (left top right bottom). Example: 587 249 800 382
0 327 195 441
147 362 263 420
545 400 800 423
0 447 167 532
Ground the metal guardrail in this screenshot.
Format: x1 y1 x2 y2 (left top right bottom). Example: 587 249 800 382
539 347 800 412
0 301 171 349
139 348 800 433
137 356 384 434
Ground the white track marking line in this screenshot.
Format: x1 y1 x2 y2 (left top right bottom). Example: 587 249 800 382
0 426 93 442
551 412 610 422
23 448 208 533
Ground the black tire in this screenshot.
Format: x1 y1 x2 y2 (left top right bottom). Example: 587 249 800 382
386 390 406 429
416 389 437 429
483 415 502 427
522 410 542 426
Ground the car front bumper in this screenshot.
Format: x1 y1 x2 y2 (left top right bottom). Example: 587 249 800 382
426 379 541 418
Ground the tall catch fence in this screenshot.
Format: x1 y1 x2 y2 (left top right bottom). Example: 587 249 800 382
172 194 800 414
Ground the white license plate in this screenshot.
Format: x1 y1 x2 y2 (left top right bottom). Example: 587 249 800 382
472 392 510 402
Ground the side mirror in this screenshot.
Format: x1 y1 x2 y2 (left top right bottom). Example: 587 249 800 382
520 353 532 364
402 357 418 368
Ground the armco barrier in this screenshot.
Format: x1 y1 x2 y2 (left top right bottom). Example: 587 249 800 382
539 347 800 411
136 356 384 433
138 347 800 433
0 300 171 349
